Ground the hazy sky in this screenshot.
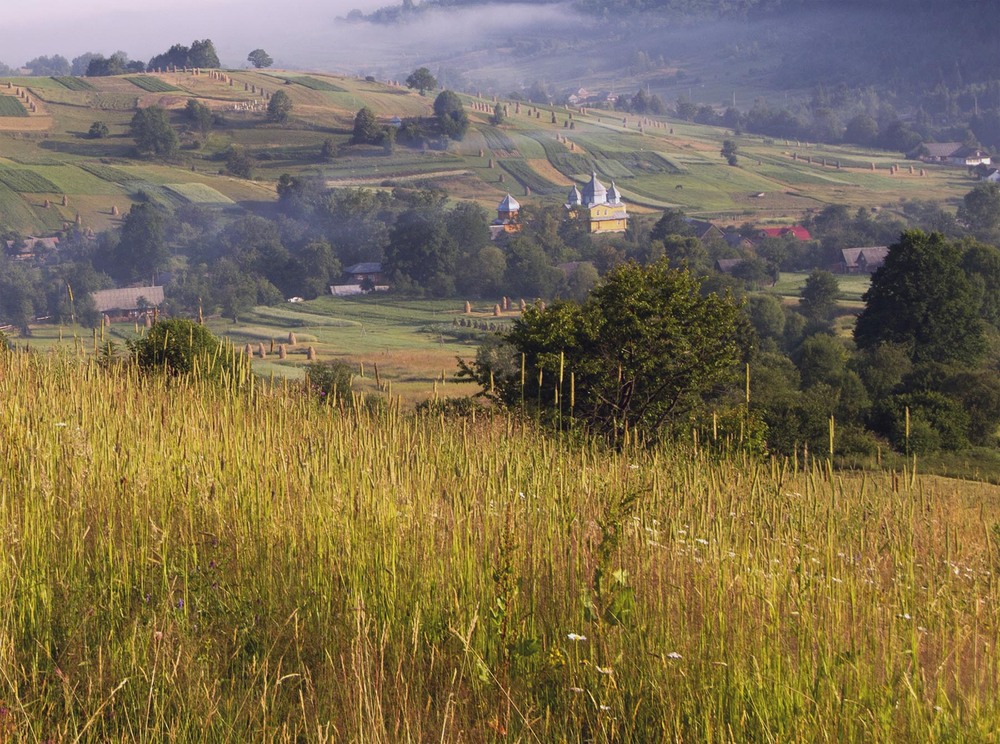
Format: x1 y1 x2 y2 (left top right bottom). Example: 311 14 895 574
5 0 389 71
4 0 578 75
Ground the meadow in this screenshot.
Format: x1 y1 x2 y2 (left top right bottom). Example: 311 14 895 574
0 68 984 234
0 348 997 740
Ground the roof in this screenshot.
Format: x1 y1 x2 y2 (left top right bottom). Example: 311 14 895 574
91 286 164 313
607 182 622 204
685 218 723 239
5 236 60 254
715 259 743 274
566 185 582 206
841 246 889 270
580 172 608 208
498 193 520 212
922 142 962 159
344 262 382 275
760 226 812 240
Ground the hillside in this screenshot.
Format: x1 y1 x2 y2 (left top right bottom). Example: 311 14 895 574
0 68 983 236
1 350 999 739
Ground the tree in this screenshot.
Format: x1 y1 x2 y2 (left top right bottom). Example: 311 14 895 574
114 202 169 282
87 121 109 139
461 259 748 444
799 270 839 324
433 90 468 140
184 98 213 134
267 90 292 123
188 39 220 69
489 103 505 126
247 49 273 69
352 107 382 144
128 318 248 385
721 139 739 166
854 230 985 366
226 146 254 178
957 182 1000 243
24 55 70 76
130 106 179 158
405 67 436 95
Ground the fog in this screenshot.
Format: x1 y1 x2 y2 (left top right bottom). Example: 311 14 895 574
4 0 581 77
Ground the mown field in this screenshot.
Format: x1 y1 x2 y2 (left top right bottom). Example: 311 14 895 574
0 349 998 740
0 69 983 233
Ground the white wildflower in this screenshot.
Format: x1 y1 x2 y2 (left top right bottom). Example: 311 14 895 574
567 633 587 642
666 651 682 660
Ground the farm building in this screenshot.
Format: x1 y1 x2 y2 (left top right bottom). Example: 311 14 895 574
685 219 725 242
840 246 889 274
565 173 628 234
918 142 991 167
490 193 523 239
4 236 59 261
758 225 812 241
343 262 383 284
91 286 164 319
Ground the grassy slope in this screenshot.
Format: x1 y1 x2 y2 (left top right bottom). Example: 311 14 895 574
0 70 981 234
1 351 998 739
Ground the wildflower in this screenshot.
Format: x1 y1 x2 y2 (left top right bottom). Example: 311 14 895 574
897 612 912 620
666 651 682 660
595 665 613 675
55 422 67 428
567 633 587 642
569 687 584 694
176 598 185 610
599 705 611 711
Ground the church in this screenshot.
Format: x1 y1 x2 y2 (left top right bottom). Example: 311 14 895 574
565 172 628 233
490 193 523 239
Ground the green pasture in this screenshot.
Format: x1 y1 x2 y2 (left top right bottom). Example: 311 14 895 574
0 69 987 232
0 97 28 117
771 271 871 302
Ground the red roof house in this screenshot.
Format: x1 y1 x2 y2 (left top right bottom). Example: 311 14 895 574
759 226 812 241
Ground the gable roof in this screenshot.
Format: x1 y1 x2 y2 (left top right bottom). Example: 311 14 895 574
760 225 812 240
91 286 164 313
344 262 382 275
841 246 889 270
922 142 963 159
685 218 724 239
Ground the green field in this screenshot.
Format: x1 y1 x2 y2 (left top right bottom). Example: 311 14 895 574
0 167 61 193
163 183 235 204
0 69 983 233
51 76 95 91
0 97 28 117
125 76 181 93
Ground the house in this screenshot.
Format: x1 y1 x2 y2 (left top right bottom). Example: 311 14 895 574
565 173 628 234
4 235 59 260
722 232 755 251
91 286 164 319
343 262 383 284
840 246 889 274
919 142 991 167
715 258 743 274
685 219 725 242
758 225 812 241
984 168 1000 183
490 193 522 239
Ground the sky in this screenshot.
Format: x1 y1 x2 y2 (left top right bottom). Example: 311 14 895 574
3 0 578 76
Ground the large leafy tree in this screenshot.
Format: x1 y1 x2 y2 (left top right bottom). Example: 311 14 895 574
432 90 469 140
351 107 382 144
246 49 273 69
405 67 436 95
854 230 985 366
114 203 169 282
130 106 179 158
462 259 748 444
267 90 292 123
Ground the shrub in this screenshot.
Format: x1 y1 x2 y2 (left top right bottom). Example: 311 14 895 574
128 318 249 385
304 360 354 405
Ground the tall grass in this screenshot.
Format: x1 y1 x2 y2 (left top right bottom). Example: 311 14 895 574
0 350 997 740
